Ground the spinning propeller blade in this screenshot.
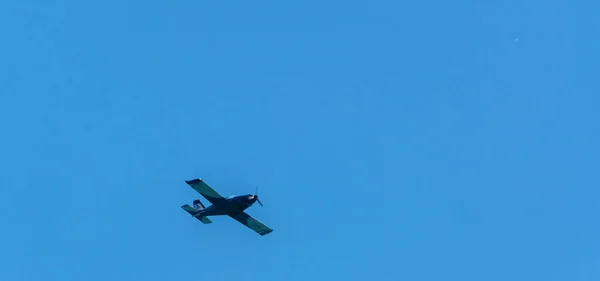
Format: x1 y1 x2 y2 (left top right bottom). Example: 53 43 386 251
255 185 263 207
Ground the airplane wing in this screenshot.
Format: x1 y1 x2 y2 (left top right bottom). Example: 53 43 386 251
229 211 273 236
185 178 225 205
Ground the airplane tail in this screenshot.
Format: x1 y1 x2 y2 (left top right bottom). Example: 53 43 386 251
181 203 212 224
193 199 205 211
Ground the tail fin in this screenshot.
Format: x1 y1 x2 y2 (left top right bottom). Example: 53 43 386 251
181 204 212 224
193 199 205 211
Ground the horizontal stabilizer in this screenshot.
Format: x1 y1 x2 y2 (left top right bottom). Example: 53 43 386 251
181 204 197 214
198 216 212 224
181 204 212 224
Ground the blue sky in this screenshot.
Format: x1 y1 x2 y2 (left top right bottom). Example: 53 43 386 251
1 0 600 280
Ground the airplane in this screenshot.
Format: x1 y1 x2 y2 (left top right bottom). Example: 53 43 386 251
180 178 273 236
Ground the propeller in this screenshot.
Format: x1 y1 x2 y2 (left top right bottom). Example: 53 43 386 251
254 185 263 206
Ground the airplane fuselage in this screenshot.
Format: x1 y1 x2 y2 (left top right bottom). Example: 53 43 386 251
196 194 258 217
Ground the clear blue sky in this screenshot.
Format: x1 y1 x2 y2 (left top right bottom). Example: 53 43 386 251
1 0 599 280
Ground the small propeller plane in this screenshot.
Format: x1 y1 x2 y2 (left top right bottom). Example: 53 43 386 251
181 178 273 236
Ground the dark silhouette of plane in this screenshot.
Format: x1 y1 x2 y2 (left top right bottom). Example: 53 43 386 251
181 178 273 236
